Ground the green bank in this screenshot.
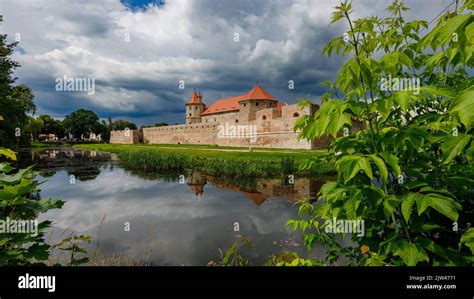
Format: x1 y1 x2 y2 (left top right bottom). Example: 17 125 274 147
74 143 334 178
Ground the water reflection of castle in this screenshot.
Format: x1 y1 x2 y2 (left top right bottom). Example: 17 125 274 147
186 171 325 205
27 148 327 205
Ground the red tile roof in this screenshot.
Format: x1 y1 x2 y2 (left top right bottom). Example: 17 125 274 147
239 83 277 102
241 191 268 206
187 91 204 105
201 84 279 116
201 95 243 115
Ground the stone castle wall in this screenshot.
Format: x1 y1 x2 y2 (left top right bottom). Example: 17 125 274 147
143 124 218 145
110 130 142 144
138 103 321 149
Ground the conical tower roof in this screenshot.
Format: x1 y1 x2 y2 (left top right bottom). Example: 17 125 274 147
187 91 204 105
239 83 277 102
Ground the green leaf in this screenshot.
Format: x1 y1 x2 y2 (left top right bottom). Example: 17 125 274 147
345 189 361 220
0 148 17 161
451 88 474 130
415 193 460 221
460 228 474 254
442 134 471 164
71 257 89 266
380 51 413 73
336 155 373 182
421 14 472 49
0 166 36 184
393 240 429 266
383 195 400 219
391 91 414 112
295 100 351 139
379 152 401 177
415 237 449 260
223 243 237 265
372 98 393 123
467 142 474 163
369 154 388 183
401 193 416 224
419 85 455 98
0 163 14 173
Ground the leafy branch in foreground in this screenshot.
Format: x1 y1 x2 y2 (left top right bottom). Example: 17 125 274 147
0 148 64 265
209 235 255 266
290 0 473 266
0 147 93 266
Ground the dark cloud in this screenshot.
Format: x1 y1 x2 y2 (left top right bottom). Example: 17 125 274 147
1 0 448 125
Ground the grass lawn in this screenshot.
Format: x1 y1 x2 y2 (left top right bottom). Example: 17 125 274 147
31 141 55 147
75 143 333 177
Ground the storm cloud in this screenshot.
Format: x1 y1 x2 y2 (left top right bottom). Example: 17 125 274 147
0 0 450 125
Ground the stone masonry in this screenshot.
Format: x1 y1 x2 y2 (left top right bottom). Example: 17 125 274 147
111 84 329 149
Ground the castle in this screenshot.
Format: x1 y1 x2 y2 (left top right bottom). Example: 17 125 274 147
110 84 329 149
185 171 325 205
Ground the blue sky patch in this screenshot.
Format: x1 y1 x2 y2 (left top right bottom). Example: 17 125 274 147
120 0 165 10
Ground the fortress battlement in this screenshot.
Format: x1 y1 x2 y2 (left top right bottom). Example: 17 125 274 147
111 84 328 149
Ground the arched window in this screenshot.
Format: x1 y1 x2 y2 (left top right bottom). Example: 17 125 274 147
293 112 299 117
262 115 267 120
189 113 192 116
235 119 239 123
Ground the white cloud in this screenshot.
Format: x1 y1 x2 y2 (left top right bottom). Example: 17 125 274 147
1 0 447 124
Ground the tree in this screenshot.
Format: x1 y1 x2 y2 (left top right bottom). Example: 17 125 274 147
38 114 64 138
97 120 111 142
63 109 100 139
154 122 168 127
24 116 44 141
287 0 473 266
112 119 137 130
0 16 36 147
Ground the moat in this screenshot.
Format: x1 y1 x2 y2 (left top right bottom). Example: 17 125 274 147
17 147 331 266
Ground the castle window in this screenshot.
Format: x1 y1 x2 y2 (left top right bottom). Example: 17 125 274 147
243 103 246 107
189 113 191 116
293 112 299 117
235 119 238 123
256 103 259 106
262 115 267 120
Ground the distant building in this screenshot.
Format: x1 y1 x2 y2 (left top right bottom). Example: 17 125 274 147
89 132 102 141
38 134 58 141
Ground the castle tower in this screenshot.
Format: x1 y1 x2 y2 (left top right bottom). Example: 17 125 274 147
238 83 278 122
187 171 207 199
186 91 206 124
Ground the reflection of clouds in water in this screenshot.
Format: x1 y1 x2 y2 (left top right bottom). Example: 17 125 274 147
80 167 162 195
39 166 303 265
